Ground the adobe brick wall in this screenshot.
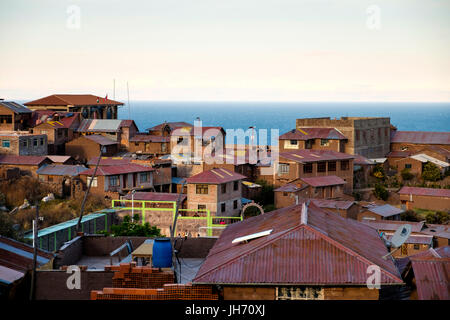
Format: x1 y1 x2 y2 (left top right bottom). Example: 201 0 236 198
223 286 275 300
395 157 423 178
54 236 83 268
400 194 450 211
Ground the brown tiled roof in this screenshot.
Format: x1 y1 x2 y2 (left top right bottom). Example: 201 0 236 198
24 94 124 106
391 131 450 145
300 175 346 187
280 128 347 140
79 163 154 176
186 168 246 184
398 186 450 198
193 202 403 285
279 149 354 163
0 155 50 166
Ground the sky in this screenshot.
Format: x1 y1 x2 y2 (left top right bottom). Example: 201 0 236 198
0 0 449 102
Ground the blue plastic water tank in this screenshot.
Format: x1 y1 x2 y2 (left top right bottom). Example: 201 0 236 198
152 237 172 268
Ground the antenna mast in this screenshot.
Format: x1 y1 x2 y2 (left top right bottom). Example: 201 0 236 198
127 81 131 119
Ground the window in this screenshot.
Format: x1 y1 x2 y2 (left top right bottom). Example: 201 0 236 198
22 140 28 147
290 140 298 145
278 163 289 174
87 176 98 187
385 128 388 137
33 139 38 146
140 172 149 182
198 204 206 211
221 183 227 193
161 143 167 152
109 175 119 186
303 163 313 174
356 130 360 142
221 203 226 212
196 184 208 194
305 140 313 149
134 142 139 146
341 160 349 171
0 115 12 124
283 192 288 196
233 200 238 209
320 139 329 146
413 244 420 250
177 137 184 144
40 130 47 135
328 161 336 172
40 138 44 146
317 162 326 173
277 286 324 300
405 164 412 169
1 140 10 148
57 130 62 137
233 181 239 191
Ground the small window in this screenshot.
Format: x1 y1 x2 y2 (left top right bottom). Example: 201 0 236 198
161 143 167 152
87 176 98 187
278 163 289 174
57 130 62 137
405 164 412 169
198 204 206 211
22 140 28 147
47 176 53 182
233 200 238 209
221 203 226 213
40 138 44 146
196 184 208 194
221 183 227 193
413 244 420 250
1 140 10 148
290 140 298 145
305 140 313 149
341 160 350 171
233 181 239 191
109 175 119 186
303 163 313 174
317 162 326 173
40 130 47 135
33 139 38 146
320 139 329 146
283 192 288 196
140 172 148 182
134 142 139 146
328 161 336 172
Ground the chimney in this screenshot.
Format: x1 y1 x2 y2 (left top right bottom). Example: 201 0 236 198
301 202 308 225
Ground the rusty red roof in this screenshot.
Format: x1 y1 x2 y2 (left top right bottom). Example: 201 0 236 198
36 164 87 176
84 134 118 146
87 156 132 166
0 155 50 166
305 198 355 210
79 163 154 176
300 175 346 187
193 202 403 285
171 126 225 137
280 128 347 140
398 186 450 198
391 131 450 145
24 94 124 106
353 154 376 165
123 192 186 203
146 121 193 132
186 168 246 184
130 134 170 143
386 151 412 158
274 181 307 192
279 149 354 163
361 220 425 233
421 224 450 239
410 247 450 300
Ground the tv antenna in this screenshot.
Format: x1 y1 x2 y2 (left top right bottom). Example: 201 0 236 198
381 224 412 260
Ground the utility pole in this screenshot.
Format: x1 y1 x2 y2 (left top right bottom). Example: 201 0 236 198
29 202 39 301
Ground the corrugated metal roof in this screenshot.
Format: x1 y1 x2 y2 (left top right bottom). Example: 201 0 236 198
186 168 246 184
361 220 425 233
279 149 354 163
0 155 49 166
193 203 403 285
384 233 432 245
306 198 355 210
0 101 32 114
353 154 376 165
409 154 449 168
421 224 450 240
146 121 193 132
87 156 132 166
274 181 307 192
280 128 348 140
0 265 25 284
386 151 412 158
410 249 450 300
36 164 87 176
130 135 170 143
78 119 123 132
24 94 124 106
79 163 154 176
30 110 80 128
391 131 450 145
363 204 404 217
300 175 346 187
398 186 450 198
123 192 186 202
45 155 73 163
84 134 118 146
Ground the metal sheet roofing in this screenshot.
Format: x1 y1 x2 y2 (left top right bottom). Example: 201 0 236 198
186 168 246 184
0 155 49 166
0 265 25 285
45 155 73 163
146 121 193 132
361 220 425 233
0 101 32 114
36 164 87 176
79 163 154 176
279 128 348 140
386 151 412 158
30 110 80 128
279 149 354 163
193 203 403 285
78 119 123 132
274 181 307 192
305 198 355 210
384 233 432 245
300 175 346 187
391 131 450 145
123 192 186 202
398 186 450 198
353 154 376 165
363 204 404 217
87 156 132 166
83 134 118 146
24 94 124 106
130 135 170 143
421 224 450 240
409 154 449 168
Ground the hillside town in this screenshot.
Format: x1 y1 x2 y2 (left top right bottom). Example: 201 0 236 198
0 94 449 301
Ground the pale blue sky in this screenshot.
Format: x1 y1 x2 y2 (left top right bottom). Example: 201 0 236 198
0 0 449 101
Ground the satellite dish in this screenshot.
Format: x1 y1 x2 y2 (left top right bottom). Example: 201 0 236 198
390 224 412 248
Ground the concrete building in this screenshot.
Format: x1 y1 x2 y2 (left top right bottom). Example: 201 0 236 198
24 94 124 120
65 135 119 163
296 117 391 158
398 186 450 212
193 202 404 300
185 168 246 217
278 128 347 153
0 132 47 156
0 101 32 132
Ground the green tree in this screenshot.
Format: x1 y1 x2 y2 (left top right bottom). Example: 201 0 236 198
374 184 389 201
400 210 420 222
110 215 163 237
422 162 441 182
401 168 414 181
0 212 20 239
254 179 275 206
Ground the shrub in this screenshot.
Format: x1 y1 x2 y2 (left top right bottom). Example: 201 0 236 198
400 210 420 222
372 164 385 180
352 192 362 201
374 184 389 201
422 162 441 182
401 168 414 181
254 179 275 206
110 215 163 237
